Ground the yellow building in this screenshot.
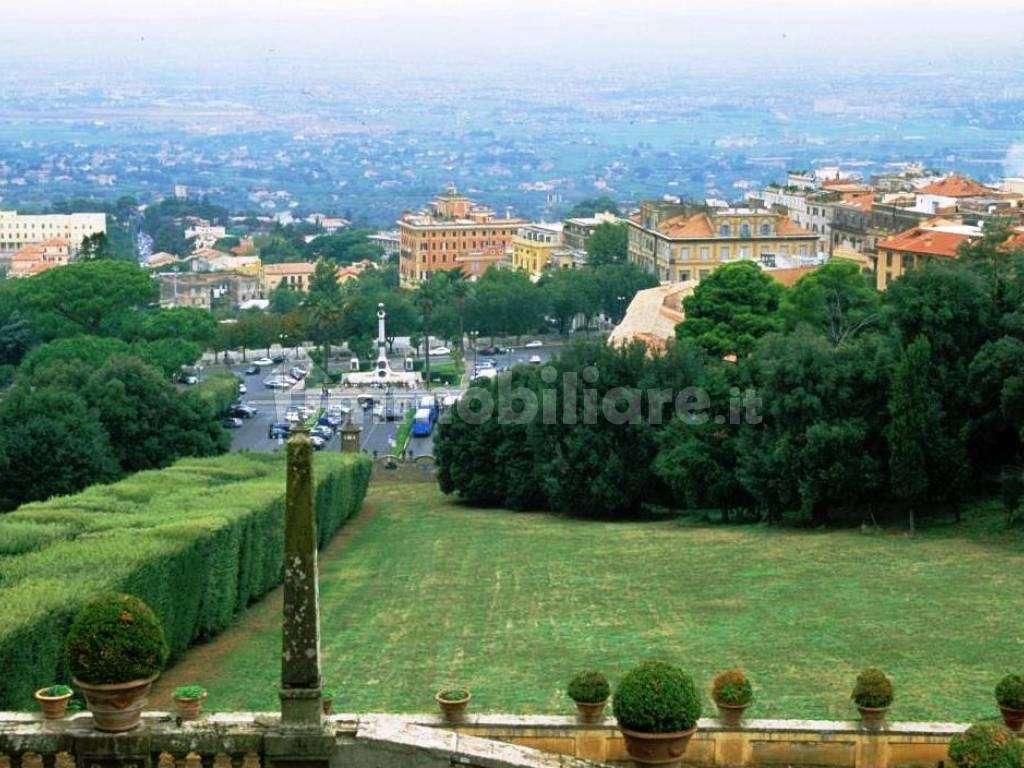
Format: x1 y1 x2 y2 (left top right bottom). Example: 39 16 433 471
0 210 106 254
627 203 819 283
874 220 979 290
398 187 524 284
261 262 317 294
511 222 564 276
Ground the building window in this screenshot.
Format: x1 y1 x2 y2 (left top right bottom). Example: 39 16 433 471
760 223 773 236
799 245 808 256
699 246 710 260
680 247 690 260
699 269 711 280
720 246 731 260
739 223 751 238
886 252 893 267
740 246 750 259
719 223 731 237
680 270 690 282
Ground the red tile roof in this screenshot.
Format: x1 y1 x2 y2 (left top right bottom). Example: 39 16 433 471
877 227 972 258
918 175 993 198
658 213 714 237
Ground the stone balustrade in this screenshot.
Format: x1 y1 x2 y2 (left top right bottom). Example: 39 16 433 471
3 711 1015 768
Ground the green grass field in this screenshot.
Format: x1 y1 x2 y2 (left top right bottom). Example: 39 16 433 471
156 482 1024 721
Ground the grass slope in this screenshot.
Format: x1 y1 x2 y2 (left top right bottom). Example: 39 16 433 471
163 483 1024 721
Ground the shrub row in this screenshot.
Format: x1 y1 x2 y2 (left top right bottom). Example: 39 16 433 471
0 451 371 709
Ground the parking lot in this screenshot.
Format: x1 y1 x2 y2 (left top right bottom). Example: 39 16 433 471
222 342 558 457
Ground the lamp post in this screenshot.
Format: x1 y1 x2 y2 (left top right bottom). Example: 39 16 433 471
469 330 479 370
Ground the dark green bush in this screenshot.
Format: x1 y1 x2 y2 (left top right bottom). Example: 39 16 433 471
612 661 702 733
712 668 753 706
567 670 610 703
0 451 371 708
438 687 470 702
948 723 1024 768
189 372 240 417
996 675 1024 710
851 668 893 708
44 685 72 697
66 593 168 684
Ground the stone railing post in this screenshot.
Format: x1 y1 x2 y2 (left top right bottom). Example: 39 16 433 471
265 424 334 768
279 423 323 727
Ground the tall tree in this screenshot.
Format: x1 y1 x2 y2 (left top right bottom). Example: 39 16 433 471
585 222 629 266
304 259 344 373
676 261 783 357
782 260 880 344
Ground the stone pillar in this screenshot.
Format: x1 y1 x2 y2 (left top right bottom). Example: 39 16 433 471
279 423 323 728
340 412 361 454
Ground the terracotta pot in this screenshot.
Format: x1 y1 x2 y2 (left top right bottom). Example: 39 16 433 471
174 693 206 722
619 725 697 768
435 691 471 722
34 688 72 720
1000 705 1024 732
73 674 158 732
573 699 608 723
715 702 749 727
857 705 888 730
322 697 334 716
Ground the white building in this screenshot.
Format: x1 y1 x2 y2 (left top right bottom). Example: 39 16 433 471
184 224 227 249
0 210 106 255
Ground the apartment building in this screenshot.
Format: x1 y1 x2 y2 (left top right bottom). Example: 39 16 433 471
627 202 819 283
511 222 564 276
0 211 106 255
398 188 524 283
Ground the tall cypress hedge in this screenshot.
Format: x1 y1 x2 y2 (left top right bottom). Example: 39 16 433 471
0 451 371 709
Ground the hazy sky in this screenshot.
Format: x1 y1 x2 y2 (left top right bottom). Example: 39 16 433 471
3 0 1023 83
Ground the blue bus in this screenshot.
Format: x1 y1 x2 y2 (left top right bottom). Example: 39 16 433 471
418 395 439 424
411 407 434 437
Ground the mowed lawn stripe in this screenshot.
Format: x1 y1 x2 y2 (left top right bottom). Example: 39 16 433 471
171 483 1024 721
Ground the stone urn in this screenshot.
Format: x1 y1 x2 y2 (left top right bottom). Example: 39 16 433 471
74 675 158 732
435 690 471 722
620 725 697 768
857 705 888 730
1000 706 1024 732
574 699 608 724
715 702 749 727
174 692 206 722
34 688 73 720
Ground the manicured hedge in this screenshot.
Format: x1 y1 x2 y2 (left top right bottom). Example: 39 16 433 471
0 451 371 709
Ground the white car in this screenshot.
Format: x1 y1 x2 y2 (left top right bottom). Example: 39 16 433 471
238 383 247 395
428 346 451 356
529 355 542 364
525 340 543 348
253 357 274 366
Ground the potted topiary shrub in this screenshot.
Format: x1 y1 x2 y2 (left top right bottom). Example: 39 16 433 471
949 722 1024 768
322 688 336 716
435 686 471 722
34 685 73 720
612 661 702 768
172 685 207 722
567 671 611 723
851 668 893 730
995 674 1024 732
712 669 753 726
65 593 169 732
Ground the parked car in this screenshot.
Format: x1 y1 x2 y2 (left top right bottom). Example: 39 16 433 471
529 354 542 364
289 366 308 378
309 435 327 450
319 414 341 428
244 364 260 375
285 406 301 423
221 417 244 429
238 383 247 395
311 425 334 441
183 375 199 385
357 396 375 409
253 357 274 366
479 345 498 355
525 340 543 348
269 422 290 439
230 405 257 419
264 377 292 390
272 354 287 364
428 346 451 356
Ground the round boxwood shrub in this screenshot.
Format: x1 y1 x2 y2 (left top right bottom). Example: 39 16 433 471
996 675 1024 711
66 593 169 685
612 661 702 733
851 668 893 709
567 671 610 704
949 723 1024 768
712 669 753 706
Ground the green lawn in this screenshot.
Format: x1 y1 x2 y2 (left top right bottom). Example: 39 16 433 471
157 483 1024 721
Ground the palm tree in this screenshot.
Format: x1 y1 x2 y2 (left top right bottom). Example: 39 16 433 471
413 274 445 388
